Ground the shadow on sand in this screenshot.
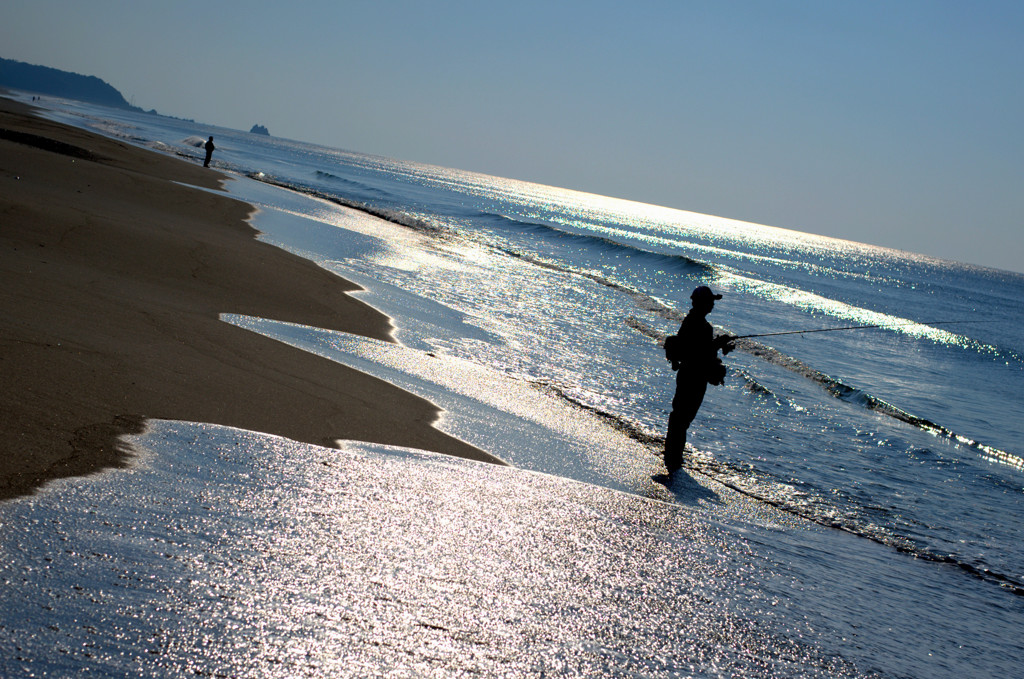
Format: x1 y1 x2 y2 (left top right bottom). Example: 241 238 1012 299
651 468 722 506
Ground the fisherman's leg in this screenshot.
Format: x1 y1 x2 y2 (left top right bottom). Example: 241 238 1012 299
664 378 706 473
663 410 689 473
664 394 697 473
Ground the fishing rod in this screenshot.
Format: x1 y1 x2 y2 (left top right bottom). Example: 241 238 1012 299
732 320 980 341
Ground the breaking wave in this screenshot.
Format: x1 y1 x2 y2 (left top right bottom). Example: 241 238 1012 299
313 170 395 201
247 175 710 323
479 211 713 276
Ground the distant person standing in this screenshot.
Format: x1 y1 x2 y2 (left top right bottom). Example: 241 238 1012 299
662 285 735 474
203 136 215 167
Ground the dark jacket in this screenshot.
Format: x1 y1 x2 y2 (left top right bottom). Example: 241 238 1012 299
665 311 728 385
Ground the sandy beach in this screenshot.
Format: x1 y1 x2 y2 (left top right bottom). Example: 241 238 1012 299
0 96 498 501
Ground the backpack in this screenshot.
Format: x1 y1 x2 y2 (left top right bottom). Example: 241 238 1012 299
664 334 683 370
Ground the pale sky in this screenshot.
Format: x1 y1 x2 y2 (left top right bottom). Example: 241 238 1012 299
4 1 1022 273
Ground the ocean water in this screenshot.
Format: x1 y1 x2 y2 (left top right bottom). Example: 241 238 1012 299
3 93 1023 676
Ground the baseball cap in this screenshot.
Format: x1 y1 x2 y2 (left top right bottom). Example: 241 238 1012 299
691 285 723 301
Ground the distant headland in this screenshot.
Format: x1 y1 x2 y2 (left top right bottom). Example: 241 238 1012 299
0 57 263 131
0 57 146 112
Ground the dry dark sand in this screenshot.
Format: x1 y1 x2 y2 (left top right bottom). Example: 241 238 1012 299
0 96 500 501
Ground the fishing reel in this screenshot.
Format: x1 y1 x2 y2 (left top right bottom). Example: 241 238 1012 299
717 334 736 355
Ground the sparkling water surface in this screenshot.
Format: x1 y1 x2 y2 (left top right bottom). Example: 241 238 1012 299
2 421 1021 678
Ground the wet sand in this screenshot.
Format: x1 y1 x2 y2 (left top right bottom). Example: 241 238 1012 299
0 96 500 501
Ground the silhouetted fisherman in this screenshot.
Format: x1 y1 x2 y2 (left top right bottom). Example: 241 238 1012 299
663 285 735 474
203 136 215 167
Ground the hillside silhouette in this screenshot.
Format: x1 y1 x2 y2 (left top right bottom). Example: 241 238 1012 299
0 57 143 112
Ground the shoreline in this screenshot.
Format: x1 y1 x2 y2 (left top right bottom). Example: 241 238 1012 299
0 96 500 502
